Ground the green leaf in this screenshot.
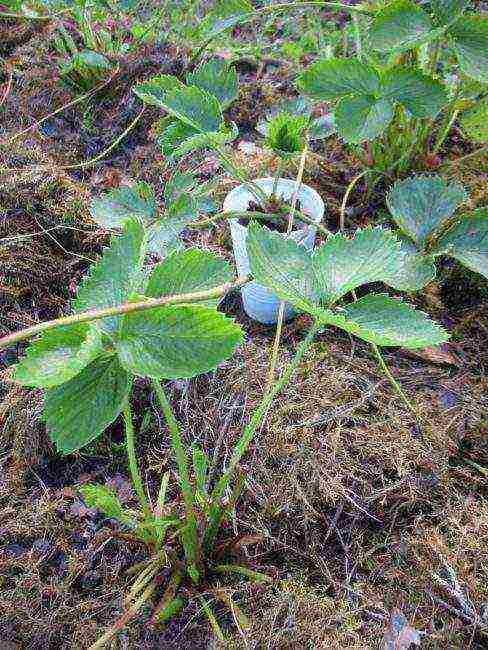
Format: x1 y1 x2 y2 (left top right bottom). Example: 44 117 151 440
246 223 316 312
312 228 403 304
335 95 394 143
450 16 488 83
382 235 437 292
381 68 448 118
197 0 253 39
327 294 449 348
14 324 102 388
369 0 435 52
459 98 488 143
171 124 238 159
431 0 471 26
73 219 146 335
90 184 157 229
146 194 198 256
164 170 198 203
81 484 137 527
116 306 243 379
149 85 223 133
265 113 308 156
146 249 234 307
133 75 184 108
45 356 131 454
297 57 380 101
432 208 488 279
386 175 467 248
186 59 238 109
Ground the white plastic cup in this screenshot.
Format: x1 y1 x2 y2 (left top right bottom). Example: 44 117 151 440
223 177 325 325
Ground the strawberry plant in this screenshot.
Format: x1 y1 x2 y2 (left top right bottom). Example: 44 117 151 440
382 175 488 291
90 172 216 256
6 212 452 643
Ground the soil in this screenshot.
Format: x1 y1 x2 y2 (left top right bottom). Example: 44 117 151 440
1 5 488 650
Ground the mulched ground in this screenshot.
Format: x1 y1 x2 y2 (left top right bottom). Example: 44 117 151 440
1 6 488 649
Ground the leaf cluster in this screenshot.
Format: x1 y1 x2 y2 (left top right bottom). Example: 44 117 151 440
14 220 243 453
384 175 488 290
247 223 449 348
133 59 239 159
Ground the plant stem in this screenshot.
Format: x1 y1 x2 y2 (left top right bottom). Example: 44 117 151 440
0 276 249 351
214 145 268 204
432 108 459 156
340 170 370 230
271 158 285 199
189 2 373 65
204 321 321 549
267 144 308 389
123 406 152 520
151 381 195 517
370 343 417 414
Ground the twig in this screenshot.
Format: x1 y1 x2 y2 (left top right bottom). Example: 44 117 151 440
0 275 249 351
0 61 13 109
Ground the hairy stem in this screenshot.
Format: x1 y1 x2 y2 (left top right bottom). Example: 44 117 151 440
370 343 416 414
204 321 321 549
0 276 249 351
124 406 152 520
267 144 308 389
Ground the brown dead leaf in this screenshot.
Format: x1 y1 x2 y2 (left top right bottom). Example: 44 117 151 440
381 609 422 649
401 343 460 366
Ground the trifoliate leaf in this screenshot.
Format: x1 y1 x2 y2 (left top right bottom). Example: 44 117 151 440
116 306 243 379
133 75 184 108
45 355 131 454
149 85 223 133
382 235 437 292
186 59 238 109
431 208 488 279
431 0 471 26
90 184 157 229
328 294 449 348
146 249 234 307
459 98 488 143
147 194 199 256
450 16 488 83
386 175 467 248
369 0 435 52
312 228 403 304
13 324 102 388
381 69 448 118
335 95 394 143
73 219 146 335
246 223 316 313
297 57 381 101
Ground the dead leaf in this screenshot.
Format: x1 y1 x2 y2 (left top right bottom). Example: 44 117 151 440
381 609 422 649
401 343 460 366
